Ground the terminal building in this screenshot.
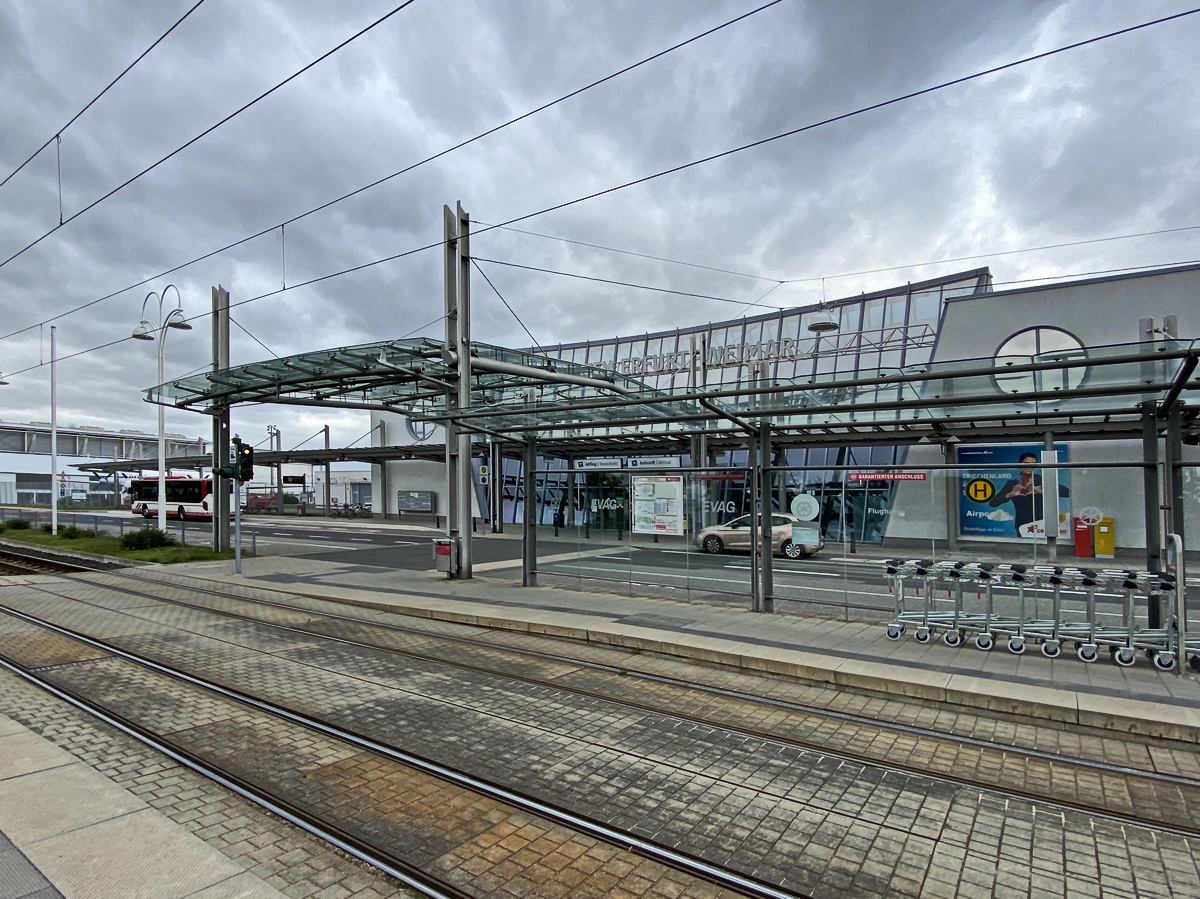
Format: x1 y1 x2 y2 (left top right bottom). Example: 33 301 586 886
369 262 1200 555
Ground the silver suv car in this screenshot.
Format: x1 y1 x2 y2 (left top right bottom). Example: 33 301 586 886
693 513 824 559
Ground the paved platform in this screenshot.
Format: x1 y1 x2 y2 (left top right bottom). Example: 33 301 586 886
5 537 1200 898
192 551 1200 742
0 712 289 899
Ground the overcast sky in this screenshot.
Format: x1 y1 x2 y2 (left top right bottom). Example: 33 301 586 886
0 0 1196 453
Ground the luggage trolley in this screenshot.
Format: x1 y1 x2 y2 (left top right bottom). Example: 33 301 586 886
1025 566 1073 659
1095 570 1174 668
907 559 943 644
1143 571 1177 671
997 563 1032 654
970 563 1002 651
883 559 908 641
936 561 972 647
1069 569 1105 663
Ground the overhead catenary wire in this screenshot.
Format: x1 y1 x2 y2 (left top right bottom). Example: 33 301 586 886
0 0 784 342
0 0 421 273
8 255 1195 386
4 10 1197 381
0 0 207 190
478 221 1200 289
471 256 759 309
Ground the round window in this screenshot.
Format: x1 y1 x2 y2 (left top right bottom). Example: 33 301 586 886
993 327 1086 396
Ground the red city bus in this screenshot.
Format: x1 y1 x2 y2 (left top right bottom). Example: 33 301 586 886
127 476 231 520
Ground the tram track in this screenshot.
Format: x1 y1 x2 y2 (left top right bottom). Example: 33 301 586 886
2 564 1200 892
63 567 1200 830
0 547 101 575
0 603 786 899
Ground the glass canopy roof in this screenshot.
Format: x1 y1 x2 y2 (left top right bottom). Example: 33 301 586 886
152 337 1200 449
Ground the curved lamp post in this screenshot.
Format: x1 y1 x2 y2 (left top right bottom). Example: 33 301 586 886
132 285 191 533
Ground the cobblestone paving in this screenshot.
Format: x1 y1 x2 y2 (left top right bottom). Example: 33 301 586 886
9 576 1200 896
24 655 742 898
0 668 415 899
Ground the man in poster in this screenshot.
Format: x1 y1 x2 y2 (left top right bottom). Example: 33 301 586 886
988 451 1070 538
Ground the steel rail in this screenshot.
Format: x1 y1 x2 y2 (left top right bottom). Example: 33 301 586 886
0 602 811 899
35 571 1200 837
83 567 1200 792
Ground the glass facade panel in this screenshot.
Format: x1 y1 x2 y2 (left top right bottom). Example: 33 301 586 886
910 289 940 325
863 299 885 330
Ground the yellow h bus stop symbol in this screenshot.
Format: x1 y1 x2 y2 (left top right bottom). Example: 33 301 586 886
966 478 995 503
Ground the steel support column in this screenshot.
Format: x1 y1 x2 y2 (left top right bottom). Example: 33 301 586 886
523 436 537 586
757 423 774 613
944 442 959 552
1166 405 1186 548
210 285 230 551
1142 407 1162 573
323 425 332 516
443 203 475 576
489 439 503 533
1042 431 1058 564
455 201 473 575
747 436 761 611
376 420 387 520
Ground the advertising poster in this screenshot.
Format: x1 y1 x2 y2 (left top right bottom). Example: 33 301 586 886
632 475 684 535
959 444 1071 541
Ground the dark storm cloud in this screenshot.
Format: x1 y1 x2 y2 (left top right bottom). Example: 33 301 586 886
0 0 1196 446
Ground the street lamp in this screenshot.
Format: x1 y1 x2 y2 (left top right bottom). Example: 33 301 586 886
132 285 191 533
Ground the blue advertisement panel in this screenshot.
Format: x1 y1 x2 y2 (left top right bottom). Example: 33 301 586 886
959 444 1071 541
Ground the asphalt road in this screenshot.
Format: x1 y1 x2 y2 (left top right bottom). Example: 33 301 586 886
33 509 1193 621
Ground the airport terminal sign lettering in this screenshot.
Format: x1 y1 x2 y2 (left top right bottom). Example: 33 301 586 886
610 337 833 376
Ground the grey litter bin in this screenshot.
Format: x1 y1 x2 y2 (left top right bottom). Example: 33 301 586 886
433 537 458 572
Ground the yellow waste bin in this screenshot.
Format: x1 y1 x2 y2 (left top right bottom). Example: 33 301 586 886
1094 517 1116 558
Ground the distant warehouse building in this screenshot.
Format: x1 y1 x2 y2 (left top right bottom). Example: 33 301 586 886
0 421 206 507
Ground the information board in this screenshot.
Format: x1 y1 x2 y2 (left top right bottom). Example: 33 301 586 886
631 476 684 536
396 490 436 513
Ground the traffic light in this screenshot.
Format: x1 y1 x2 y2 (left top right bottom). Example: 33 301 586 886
237 442 254 482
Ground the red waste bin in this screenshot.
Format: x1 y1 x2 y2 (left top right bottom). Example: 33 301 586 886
1073 517 1094 557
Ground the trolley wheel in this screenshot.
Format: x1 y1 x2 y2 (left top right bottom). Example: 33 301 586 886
1008 637 1026 655
974 633 994 651
702 535 725 554
885 624 903 641
943 630 963 648
142 507 153 519
1041 640 1061 659
914 627 931 644
1114 647 1136 667
1153 651 1177 672
1077 644 1099 663
177 505 187 521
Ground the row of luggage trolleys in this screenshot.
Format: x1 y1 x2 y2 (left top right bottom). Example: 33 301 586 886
882 559 1194 670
